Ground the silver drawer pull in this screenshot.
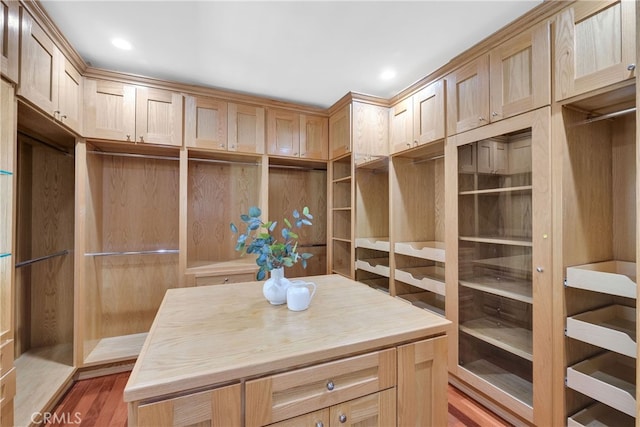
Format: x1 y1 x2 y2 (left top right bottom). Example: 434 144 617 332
316 422 324 427
339 414 347 423
326 380 335 391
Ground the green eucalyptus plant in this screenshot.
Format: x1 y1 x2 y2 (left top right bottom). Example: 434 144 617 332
230 206 314 280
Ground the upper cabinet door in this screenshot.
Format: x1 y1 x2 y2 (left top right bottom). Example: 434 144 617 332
300 114 328 160
329 103 351 159
490 21 550 121
413 80 445 147
555 0 636 101
19 11 59 116
185 95 228 151
267 109 300 157
0 0 19 83
228 103 264 154
84 79 136 141
446 54 490 136
135 87 183 146
389 98 413 153
56 52 83 134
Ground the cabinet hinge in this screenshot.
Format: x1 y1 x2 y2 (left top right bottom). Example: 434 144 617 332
563 279 567 287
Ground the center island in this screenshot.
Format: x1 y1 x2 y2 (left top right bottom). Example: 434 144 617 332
124 274 451 426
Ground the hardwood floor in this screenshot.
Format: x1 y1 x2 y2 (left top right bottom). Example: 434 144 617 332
45 372 510 426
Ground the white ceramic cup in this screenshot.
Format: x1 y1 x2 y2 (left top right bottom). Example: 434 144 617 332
286 281 317 311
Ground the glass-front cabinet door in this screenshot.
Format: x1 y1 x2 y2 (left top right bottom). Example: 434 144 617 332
446 107 551 426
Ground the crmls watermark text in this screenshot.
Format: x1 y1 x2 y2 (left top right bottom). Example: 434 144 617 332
31 411 82 424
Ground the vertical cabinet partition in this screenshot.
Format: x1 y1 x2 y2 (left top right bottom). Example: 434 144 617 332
329 154 354 278
448 108 552 425
76 142 179 366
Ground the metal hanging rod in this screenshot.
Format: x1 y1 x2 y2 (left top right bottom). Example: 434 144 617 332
298 243 327 248
0 170 13 176
87 150 180 161
15 249 70 268
582 106 636 125
269 164 327 172
18 131 73 157
85 249 179 257
0 253 11 259
190 157 260 167
412 154 445 165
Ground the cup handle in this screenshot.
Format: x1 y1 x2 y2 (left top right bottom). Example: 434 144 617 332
307 282 316 301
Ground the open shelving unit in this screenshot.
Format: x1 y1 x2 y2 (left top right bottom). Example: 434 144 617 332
390 141 446 315
329 153 354 278
558 87 637 425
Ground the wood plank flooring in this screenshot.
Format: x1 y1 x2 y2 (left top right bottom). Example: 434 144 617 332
44 372 510 426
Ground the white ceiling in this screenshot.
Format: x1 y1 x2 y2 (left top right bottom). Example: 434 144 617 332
41 0 543 109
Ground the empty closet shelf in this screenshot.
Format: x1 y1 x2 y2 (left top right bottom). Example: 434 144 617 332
460 317 532 361
566 305 636 358
459 276 532 304
396 292 445 317
394 241 445 262
566 352 636 418
359 278 389 294
566 260 636 299
356 257 390 277
395 266 445 296
568 402 635 427
472 254 532 275
355 237 389 252
459 359 532 407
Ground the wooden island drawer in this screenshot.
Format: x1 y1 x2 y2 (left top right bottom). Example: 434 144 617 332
245 348 396 427
0 340 13 376
0 367 16 408
193 272 257 286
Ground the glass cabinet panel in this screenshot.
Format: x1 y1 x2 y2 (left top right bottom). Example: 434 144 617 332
457 129 533 406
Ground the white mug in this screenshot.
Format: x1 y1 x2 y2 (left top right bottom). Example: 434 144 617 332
286 281 316 311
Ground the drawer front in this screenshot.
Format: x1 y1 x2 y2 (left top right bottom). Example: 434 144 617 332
194 272 256 287
1 340 13 376
1 367 16 408
245 348 396 427
268 408 329 427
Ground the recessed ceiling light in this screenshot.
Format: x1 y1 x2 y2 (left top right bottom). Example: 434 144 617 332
112 38 132 50
380 69 396 81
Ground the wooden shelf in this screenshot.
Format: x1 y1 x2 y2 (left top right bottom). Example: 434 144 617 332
359 277 390 294
332 237 351 243
332 206 352 211
84 332 148 365
568 402 635 427
14 344 75 427
566 260 636 299
396 292 445 317
459 236 532 247
331 268 351 279
395 266 445 296
332 175 351 184
355 237 390 252
394 241 445 262
472 254 531 275
566 305 636 358
566 352 636 418
460 276 532 304
459 185 532 196
356 257 390 277
460 358 532 407
460 316 532 361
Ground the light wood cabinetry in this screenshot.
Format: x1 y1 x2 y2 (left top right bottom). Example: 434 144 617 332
448 108 552 425
554 0 636 102
228 103 265 154
329 154 354 278
0 77 16 427
267 108 328 160
19 11 83 133
329 103 351 159
552 87 637 426
447 22 550 136
84 79 183 146
136 384 241 427
353 101 388 165
0 0 19 83
389 98 413 153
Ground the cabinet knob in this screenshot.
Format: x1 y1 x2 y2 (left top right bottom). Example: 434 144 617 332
339 414 347 423
294 152 298 156
316 422 324 427
326 380 335 391
628 63 636 71
126 134 131 141
406 142 411 147
139 136 145 143
60 114 67 120
219 143 225 148
491 112 498 117
224 277 229 283
536 267 544 273
478 116 486 121
53 110 60 118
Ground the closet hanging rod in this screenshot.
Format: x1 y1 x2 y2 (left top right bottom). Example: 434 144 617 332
268 164 327 172
582 107 636 125
412 154 445 165
85 249 179 257
189 157 260 167
18 131 73 157
0 170 13 175
15 249 69 268
298 243 327 248
87 150 180 161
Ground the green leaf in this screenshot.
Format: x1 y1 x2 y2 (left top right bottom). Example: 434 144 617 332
248 206 261 218
240 214 250 222
283 258 294 267
230 223 238 233
284 218 292 228
301 252 313 259
293 209 300 219
288 231 298 239
268 221 278 232
301 259 307 268
257 269 266 281
301 219 312 226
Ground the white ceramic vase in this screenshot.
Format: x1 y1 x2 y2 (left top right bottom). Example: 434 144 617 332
262 267 291 305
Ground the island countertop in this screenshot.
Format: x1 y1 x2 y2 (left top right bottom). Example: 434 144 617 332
124 274 451 403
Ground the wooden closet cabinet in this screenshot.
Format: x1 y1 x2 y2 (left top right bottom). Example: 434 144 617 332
391 80 445 155
447 21 550 136
554 0 636 102
19 11 83 134
329 103 351 159
228 103 265 154
267 108 328 160
184 95 227 151
1 0 19 83
84 79 183 146
352 101 388 165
